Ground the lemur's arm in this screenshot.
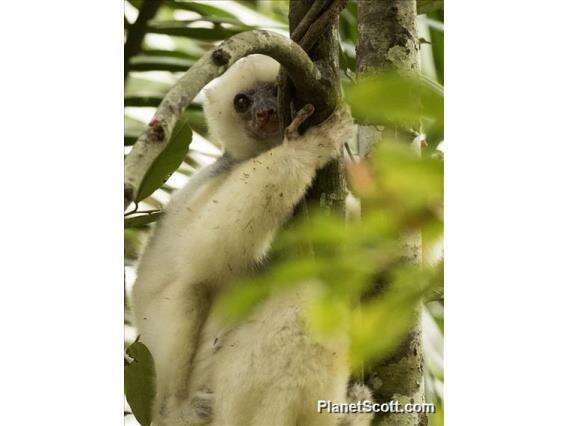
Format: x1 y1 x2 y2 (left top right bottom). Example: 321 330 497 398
158 107 354 421
181 106 353 282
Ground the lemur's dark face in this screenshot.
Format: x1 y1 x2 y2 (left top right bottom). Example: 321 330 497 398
233 82 280 140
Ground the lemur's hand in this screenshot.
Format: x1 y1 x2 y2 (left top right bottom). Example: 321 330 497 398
285 105 355 168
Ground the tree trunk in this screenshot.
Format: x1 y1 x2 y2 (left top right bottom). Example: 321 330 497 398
286 0 347 215
356 2 427 425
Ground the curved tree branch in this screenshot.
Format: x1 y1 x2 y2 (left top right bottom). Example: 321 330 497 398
124 30 331 210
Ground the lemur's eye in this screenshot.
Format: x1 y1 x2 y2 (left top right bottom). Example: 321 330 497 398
233 93 251 113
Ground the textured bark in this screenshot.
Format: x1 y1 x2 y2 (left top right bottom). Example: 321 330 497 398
356 1 427 425
287 0 347 215
124 30 330 210
356 0 420 74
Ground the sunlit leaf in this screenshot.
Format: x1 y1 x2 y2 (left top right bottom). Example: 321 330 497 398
140 48 198 60
126 76 172 97
350 265 435 368
147 24 247 41
165 0 239 20
125 115 147 135
129 55 194 72
345 72 444 133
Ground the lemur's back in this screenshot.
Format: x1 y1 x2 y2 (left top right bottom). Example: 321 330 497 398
132 160 231 366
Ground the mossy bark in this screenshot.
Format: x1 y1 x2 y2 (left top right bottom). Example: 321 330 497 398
356 1 427 425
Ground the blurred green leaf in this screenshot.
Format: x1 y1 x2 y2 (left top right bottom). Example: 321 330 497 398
136 111 193 201
165 0 239 19
153 17 251 27
125 96 202 109
147 24 247 41
125 96 164 108
429 22 444 84
126 76 172 97
125 135 138 146
417 0 444 15
125 115 147 135
129 55 194 72
140 48 198 60
183 108 208 136
345 72 443 133
125 228 146 260
125 341 156 426
350 265 436 368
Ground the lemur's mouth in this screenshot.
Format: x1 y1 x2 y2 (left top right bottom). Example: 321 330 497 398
249 108 280 139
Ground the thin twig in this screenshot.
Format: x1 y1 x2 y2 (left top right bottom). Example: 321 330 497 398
290 0 329 42
299 0 348 51
344 142 355 162
124 201 139 216
285 104 315 140
124 209 162 218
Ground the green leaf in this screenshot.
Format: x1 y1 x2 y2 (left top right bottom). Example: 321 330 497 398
165 0 239 19
136 112 193 201
417 0 444 15
124 341 156 426
125 211 163 228
125 135 138 146
125 96 164 108
183 108 208 137
140 48 198 60
345 72 444 133
147 24 247 41
125 115 147 135
129 55 194 72
126 76 172 98
152 17 250 27
429 22 444 84
125 96 204 109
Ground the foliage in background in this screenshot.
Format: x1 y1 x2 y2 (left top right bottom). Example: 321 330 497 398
217 138 443 369
124 1 444 425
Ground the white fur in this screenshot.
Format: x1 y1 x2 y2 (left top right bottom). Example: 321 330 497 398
132 54 369 426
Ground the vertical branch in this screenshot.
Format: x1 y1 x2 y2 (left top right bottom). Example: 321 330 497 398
124 0 162 81
355 1 427 426
286 0 347 215
356 0 420 157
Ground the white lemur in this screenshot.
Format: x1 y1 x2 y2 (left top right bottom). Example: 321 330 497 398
133 55 372 426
